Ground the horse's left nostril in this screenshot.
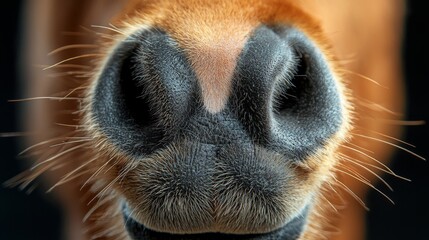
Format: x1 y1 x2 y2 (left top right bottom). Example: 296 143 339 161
232 26 343 161
272 50 308 114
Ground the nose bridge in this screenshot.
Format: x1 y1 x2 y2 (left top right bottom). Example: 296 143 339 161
159 5 256 114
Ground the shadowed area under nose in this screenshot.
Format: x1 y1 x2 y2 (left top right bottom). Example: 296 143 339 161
123 139 303 234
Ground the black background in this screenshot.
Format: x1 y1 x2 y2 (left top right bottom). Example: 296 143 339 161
1 1 427 239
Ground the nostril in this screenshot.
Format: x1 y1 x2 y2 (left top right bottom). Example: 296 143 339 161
272 51 308 114
120 55 157 129
90 29 197 156
232 25 343 161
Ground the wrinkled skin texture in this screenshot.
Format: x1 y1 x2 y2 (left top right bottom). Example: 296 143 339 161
20 0 404 240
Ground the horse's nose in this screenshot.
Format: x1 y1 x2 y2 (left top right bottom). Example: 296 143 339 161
91 26 342 160
89 25 343 236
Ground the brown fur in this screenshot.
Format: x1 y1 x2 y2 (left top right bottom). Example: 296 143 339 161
17 0 406 239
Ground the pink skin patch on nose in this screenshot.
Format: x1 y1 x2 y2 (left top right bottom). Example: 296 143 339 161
158 4 257 113
190 42 243 113
184 26 253 113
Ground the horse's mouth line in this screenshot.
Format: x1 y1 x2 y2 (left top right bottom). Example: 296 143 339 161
121 203 309 240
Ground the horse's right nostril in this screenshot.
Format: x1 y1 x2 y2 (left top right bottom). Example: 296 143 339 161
120 55 157 130
91 30 197 156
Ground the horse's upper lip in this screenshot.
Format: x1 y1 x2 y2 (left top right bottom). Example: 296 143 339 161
122 203 309 240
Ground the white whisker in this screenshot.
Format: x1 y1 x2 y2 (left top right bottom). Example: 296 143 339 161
353 133 426 161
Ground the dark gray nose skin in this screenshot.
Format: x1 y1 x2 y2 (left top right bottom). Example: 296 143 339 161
91 25 342 239
92 25 342 161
